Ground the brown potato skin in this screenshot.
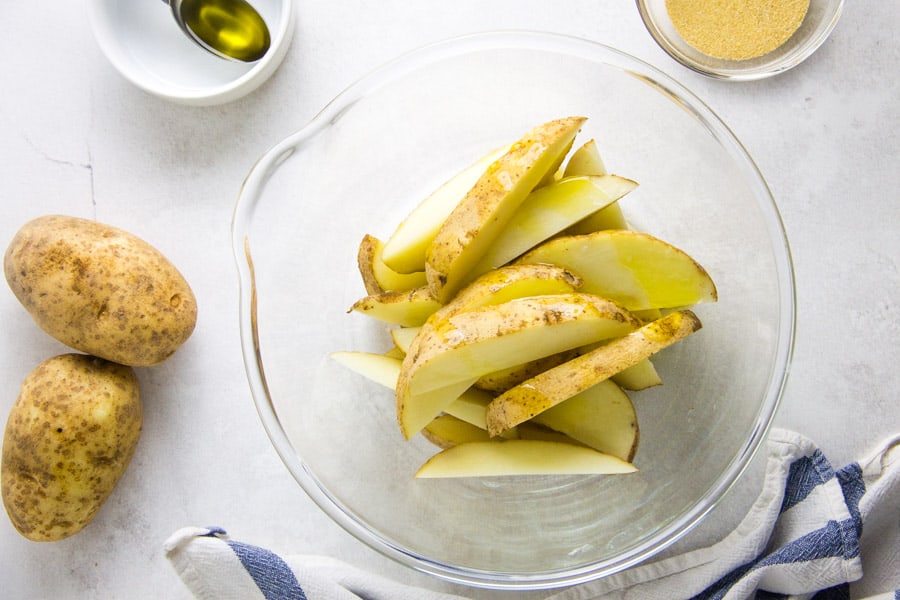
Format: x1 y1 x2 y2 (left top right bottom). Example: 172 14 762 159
1 354 142 542
4 215 197 366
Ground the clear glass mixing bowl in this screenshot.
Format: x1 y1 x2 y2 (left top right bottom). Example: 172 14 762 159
231 30 795 590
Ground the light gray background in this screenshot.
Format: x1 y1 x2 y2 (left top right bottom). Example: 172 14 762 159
1 2 897 598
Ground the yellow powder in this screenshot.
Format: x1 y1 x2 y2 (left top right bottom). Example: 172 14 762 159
665 0 810 61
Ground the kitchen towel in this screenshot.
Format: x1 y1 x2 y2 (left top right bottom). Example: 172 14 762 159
164 428 900 600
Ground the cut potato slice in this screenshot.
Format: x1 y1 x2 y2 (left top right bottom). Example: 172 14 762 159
414 440 637 478
329 351 403 390
426 116 587 302
443 390 492 430
390 327 419 354
610 358 662 391
432 263 581 323
474 350 578 393
350 287 441 327
357 234 426 293
531 380 639 462
330 351 499 430
563 138 608 178
562 139 629 232
517 231 717 311
397 293 640 439
468 174 638 279
423 415 493 449
487 310 701 434
382 145 510 274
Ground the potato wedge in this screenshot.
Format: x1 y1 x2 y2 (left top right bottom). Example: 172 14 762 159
562 139 629 232
563 138 608 178
422 415 494 449
474 350 578 393
390 327 420 354
357 234 426 294
517 231 717 311
329 351 499 432
330 351 402 389
431 263 581 323
349 287 441 327
469 174 638 278
396 293 640 438
414 440 636 478
610 358 662 391
531 380 639 462
382 146 510 274
486 310 701 434
426 116 587 302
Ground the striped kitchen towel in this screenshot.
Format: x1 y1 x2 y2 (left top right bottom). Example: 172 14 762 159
164 428 900 600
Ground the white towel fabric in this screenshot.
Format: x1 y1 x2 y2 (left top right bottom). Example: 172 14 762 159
164 428 900 600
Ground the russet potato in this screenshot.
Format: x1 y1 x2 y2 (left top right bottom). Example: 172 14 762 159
4 215 197 367
1 354 142 541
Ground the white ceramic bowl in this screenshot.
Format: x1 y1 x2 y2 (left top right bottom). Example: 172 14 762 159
637 0 844 80
87 0 295 105
232 31 795 589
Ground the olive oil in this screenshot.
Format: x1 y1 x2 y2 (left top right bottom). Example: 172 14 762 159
180 0 271 62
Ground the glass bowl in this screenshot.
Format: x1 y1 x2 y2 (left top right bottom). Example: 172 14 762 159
231 31 795 589
636 0 844 80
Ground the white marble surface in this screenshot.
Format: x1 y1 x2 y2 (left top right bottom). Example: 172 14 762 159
1 1 898 598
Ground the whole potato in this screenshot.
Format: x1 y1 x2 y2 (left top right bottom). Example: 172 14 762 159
1 353 142 541
4 215 197 366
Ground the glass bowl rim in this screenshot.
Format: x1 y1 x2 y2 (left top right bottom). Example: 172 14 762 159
230 29 797 590
634 0 845 81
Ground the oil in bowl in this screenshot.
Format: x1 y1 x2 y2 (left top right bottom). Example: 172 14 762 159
179 0 271 62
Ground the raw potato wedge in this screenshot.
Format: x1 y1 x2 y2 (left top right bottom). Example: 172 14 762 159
390 327 420 354
414 440 637 478
474 350 579 393
517 230 718 311
349 287 441 327
431 263 581 323
396 293 640 439
330 351 402 389
382 145 510 274
562 139 629 232
531 380 639 462
487 310 702 435
426 116 587 302
357 234 426 293
329 351 501 432
563 138 608 178
610 358 662 391
423 415 494 449
469 174 638 278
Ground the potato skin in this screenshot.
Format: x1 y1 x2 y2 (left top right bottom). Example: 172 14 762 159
1 354 142 542
4 215 197 366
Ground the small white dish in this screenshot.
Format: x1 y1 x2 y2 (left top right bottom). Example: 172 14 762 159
87 0 295 105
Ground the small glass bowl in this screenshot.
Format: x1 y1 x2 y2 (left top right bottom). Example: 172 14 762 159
232 31 796 589
637 0 844 80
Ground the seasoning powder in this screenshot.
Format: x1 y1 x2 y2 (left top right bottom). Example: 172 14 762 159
665 0 810 61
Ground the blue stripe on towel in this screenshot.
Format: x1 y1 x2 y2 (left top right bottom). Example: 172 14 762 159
693 448 867 600
834 463 865 538
198 527 307 600
780 450 833 513
809 583 850 599
226 540 308 600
